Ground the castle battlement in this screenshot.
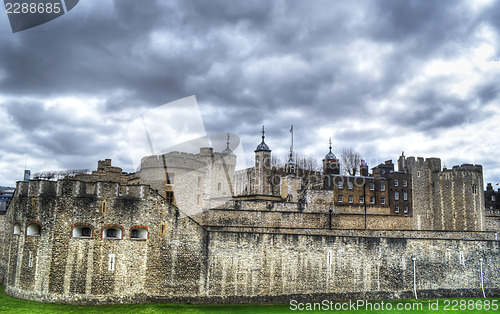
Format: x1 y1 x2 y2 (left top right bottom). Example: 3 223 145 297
16 179 149 200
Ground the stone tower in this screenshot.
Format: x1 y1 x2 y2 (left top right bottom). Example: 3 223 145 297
399 153 485 231
254 126 272 195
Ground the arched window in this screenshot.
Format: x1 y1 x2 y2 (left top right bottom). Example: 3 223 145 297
13 222 21 235
72 224 93 238
102 225 123 239
27 222 41 237
130 226 148 240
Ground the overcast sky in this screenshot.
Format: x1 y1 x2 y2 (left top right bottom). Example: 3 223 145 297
0 0 499 186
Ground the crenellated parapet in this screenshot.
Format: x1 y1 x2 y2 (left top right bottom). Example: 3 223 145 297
15 179 150 201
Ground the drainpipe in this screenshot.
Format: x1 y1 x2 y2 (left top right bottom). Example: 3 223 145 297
480 258 486 298
364 183 367 229
412 256 418 300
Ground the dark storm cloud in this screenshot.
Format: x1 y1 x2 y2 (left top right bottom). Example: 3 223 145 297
0 0 499 185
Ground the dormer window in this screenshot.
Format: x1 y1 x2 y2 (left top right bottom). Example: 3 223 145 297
103 226 123 239
27 223 41 237
72 224 93 238
130 226 148 240
13 223 21 235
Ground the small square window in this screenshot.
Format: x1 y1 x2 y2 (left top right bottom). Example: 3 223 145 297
381 197 386 205
395 205 400 213
403 180 407 187
338 181 343 189
380 183 385 191
359 196 364 203
404 206 408 213
348 195 353 203
338 195 343 203
394 179 399 187
369 183 374 191
348 182 353 190
370 196 375 204
106 229 116 238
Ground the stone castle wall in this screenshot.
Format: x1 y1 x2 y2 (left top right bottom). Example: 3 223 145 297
2 179 208 304
206 231 500 301
0 167 498 304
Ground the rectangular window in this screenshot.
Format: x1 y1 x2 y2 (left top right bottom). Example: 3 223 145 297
108 254 116 271
403 192 408 201
326 250 333 265
348 182 353 190
218 183 221 191
404 206 408 213
493 195 496 201
417 171 420 177
395 205 400 213
338 181 343 189
101 200 107 213
472 184 477 194
359 196 364 204
28 251 33 268
369 183 374 191
381 197 386 205
198 177 202 188
160 223 165 235
395 192 399 200
394 179 399 187
403 180 407 187
370 196 375 204
165 172 176 185
348 195 353 203
380 183 385 191
338 195 343 203
165 191 175 204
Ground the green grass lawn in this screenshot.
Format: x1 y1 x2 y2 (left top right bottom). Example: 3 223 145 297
0 286 498 313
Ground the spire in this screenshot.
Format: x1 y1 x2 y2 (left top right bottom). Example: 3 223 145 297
255 125 271 152
286 125 296 176
222 133 233 155
324 137 337 161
